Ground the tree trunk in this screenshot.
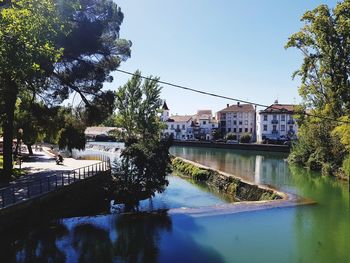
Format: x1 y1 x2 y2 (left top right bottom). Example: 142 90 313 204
27 144 33 155
1 81 18 181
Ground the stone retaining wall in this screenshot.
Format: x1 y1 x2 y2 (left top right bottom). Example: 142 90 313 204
172 157 282 201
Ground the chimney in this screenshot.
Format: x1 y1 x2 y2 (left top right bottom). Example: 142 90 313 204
226 104 229 108
237 102 240 107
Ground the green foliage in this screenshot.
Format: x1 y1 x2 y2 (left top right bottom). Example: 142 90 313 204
225 133 237 140
0 0 67 178
212 129 222 140
112 72 172 210
57 109 86 154
240 134 251 143
115 71 163 142
332 116 350 151
172 158 211 181
286 1 350 176
342 155 350 178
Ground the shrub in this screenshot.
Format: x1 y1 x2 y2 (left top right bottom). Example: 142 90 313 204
225 133 237 140
321 163 334 176
240 134 251 143
342 155 350 178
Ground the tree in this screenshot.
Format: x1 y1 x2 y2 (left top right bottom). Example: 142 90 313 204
111 71 172 210
286 1 350 175
58 109 86 156
0 0 66 179
0 0 131 180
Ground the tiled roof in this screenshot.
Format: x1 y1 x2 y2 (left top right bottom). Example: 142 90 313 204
218 103 255 113
167 115 193 122
197 110 212 116
260 104 295 113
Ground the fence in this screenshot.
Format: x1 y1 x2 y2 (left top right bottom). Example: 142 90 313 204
0 154 111 209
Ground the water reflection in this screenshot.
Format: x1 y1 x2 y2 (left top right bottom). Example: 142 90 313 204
0 221 68 263
171 146 291 188
0 211 225 263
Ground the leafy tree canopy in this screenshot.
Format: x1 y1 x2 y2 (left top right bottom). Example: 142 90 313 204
111 71 172 210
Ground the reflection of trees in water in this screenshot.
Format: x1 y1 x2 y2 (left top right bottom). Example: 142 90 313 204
71 213 172 262
114 212 172 262
1 211 225 262
290 165 350 263
3 221 68 263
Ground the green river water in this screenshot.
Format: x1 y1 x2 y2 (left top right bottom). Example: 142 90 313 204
1 145 349 263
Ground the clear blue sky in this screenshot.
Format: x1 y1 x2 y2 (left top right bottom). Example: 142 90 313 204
106 0 338 115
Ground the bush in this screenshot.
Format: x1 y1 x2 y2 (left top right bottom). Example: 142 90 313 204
240 134 251 143
342 155 350 178
225 133 237 140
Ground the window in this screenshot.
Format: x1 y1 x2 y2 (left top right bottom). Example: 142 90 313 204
239 128 242 133
273 115 277 120
228 128 231 132
263 125 267 131
250 128 253 132
281 125 285 131
203 121 206 125
233 114 237 118
233 128 237 132
245 128 248 132
239 121 243 125
273 125 277 131
289 125 293 131
182 124 185 130
233 120 237 125
171 124 174 130
244 120 248 125
177 124 180 130
281 115 285 121
263 115 267 121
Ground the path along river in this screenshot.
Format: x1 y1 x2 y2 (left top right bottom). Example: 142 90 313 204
1 144 349 263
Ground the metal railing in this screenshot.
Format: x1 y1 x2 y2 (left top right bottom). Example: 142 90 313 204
0 155 111 209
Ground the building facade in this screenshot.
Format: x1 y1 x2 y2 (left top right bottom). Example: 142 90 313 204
217 103 256 141
256 103 298 143
161 102 218 140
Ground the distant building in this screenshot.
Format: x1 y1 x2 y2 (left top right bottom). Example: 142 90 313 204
256 102 298 143
161 102 217 140
217 103 256 141
192 110 219 140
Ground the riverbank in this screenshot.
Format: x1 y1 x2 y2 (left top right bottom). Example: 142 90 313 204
173 140 290 153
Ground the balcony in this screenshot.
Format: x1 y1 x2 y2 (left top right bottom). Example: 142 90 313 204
287 120 295 124
271 120 278 124
271 130 279 134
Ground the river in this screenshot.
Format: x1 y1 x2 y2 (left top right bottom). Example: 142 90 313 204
1 145 349 263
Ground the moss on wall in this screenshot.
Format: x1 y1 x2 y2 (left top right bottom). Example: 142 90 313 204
172 157 281 202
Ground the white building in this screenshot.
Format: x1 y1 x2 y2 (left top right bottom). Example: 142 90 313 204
192 110 219 140
256 103 298 143
161 102 195 140
217 103 256 141
161 103 218 140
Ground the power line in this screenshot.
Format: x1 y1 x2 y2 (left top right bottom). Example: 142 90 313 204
115 69 350 124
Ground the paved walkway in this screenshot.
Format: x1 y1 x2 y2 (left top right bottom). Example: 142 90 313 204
0 149 106 208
